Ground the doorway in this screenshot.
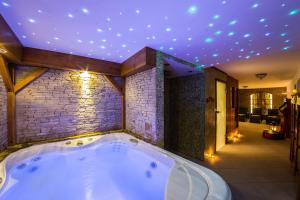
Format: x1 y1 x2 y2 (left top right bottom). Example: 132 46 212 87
216 80 226 151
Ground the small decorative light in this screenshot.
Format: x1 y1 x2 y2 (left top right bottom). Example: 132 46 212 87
80 71 90 79
82 8 89 14
208 23 214 27
205 37 214 43
289 9 299 16
243 33 251 38
188 37 192 41
147 24 151 28
229 20 238 25
121 44 127 48
135 9 140 14
214 30 222 35
2 2 9 7
213 14 220 20
252 3 259 8
129 27 134 31
68 13 74 18
116 33 122 37
228 32 235 36
165 27 172 32
28 18 36 23
77 39 82 43
0 48 7 54
187 5 198 15
259 18 266 23
282 46 291 51
280 32 287 37
212 53 219 57
265 32 271 36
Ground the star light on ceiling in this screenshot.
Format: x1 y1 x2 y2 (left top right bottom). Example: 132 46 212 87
0 0 299 66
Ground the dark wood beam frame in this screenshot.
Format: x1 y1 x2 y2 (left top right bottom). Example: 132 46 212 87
121 47 156 76
104 75 123 95
0 14 23 63
22 47 121 76
0 55 14 92
14 67 48 94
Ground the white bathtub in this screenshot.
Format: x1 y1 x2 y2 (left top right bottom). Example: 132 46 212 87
0 133 231 200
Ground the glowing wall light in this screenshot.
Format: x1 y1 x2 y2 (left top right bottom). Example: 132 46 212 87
0 48 7 54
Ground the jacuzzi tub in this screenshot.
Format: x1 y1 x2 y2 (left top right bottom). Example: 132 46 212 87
0 133 231 200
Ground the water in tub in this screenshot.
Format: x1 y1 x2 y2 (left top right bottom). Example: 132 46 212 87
0 141 174 200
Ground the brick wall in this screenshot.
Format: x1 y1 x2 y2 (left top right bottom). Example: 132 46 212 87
164 74 205 160
125 68 157 142
0 74 7 150
16 67 122 143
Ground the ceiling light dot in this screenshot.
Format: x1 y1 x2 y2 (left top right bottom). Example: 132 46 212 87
147 24 151 28
129 27 134 31
243 33 251 38
214 31 222 36
77 39 82 43
259 18 266 23
97 28 103 32
208 23 214 27
228 32 235 36
165 27 172 32
280 32 287 37
205 37 214 43
82 8 89 14
229 20 238 26
252 3 259 8
89 40 94 44
135 9 140 14
282 46 291 51
28 18 36 23
37 10 42 13
22 35 27 39
289 9 299 16
265 32 271 36
2 2 9 7
187 5 198 15
116 33 122 37
68 13 74 18
54 37 59 40
188 37 192 41
213 15 220 20
121 44 127 48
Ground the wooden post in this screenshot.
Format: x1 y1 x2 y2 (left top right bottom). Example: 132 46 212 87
7 92 16 144
122 78 126 130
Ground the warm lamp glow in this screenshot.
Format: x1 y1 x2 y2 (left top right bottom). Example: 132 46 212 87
0 48 7 54
80 71 90 79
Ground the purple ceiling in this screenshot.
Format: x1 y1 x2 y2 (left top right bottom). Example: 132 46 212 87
0 0 299 67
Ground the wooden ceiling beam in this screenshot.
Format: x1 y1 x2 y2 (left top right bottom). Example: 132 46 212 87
14 67 48 94
21 47 121 76
0 14 23 63
104 75 123 95
121 47 156 76
0 55 14 92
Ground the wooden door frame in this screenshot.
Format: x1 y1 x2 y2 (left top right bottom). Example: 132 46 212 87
215 79 227 152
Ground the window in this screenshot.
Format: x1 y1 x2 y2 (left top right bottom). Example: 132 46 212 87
250 92 273 114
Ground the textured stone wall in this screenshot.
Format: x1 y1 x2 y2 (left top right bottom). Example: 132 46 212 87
239 87 287 111
16 67 122 143
125 68 157 142
164 74 205 160
0 74 7 150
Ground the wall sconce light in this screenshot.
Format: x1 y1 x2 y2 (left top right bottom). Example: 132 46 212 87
80 70 90 79
0 48 7 54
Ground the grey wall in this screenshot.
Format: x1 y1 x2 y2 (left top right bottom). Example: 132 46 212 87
164 74 205 160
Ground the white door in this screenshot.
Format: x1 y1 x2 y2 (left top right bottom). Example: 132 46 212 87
216 81 226 151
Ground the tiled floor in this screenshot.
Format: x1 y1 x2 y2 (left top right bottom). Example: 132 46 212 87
202 122 297 200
